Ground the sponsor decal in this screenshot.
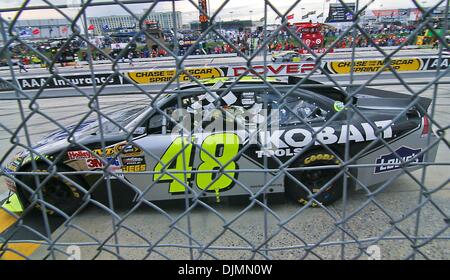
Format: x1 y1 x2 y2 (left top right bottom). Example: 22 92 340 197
122 164 146 172
68 143 141 161
255 148 303 158
333 101 345 112
328 58 422 74
67 150 93 160
85 157 121 169
121 156 145 166
114 143 143 156
127 67 223 84
256 120 393 157
374 146 424 174
67 147 116 160
2 167 17 192
66 149 123 178
4 164 18 172
304 153 337 165
21 154 54 165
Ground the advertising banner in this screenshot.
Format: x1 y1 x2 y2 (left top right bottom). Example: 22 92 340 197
15 73 124 91
326 3 356 23
127 67 224 84
227 63 318 77
2 56 450 92
422 57 449 70
326 58 423 74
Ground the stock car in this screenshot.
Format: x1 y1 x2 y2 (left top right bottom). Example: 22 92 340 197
271 51 315 63
1 77 439 215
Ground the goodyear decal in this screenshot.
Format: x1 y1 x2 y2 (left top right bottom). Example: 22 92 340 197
127 67 224 84
328 58 423 74
304 153 338 165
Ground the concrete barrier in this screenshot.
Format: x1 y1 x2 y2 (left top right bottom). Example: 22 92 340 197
0 53 239 71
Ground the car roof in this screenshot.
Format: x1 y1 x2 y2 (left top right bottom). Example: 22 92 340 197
178 76 346 102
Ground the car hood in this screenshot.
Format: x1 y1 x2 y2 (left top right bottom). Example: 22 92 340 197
17 106 147 159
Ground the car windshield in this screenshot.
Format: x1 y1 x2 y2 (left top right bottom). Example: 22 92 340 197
274 98 327 125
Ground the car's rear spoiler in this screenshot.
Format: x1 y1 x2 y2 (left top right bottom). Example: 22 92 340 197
287 77 432 112
351 86 432 113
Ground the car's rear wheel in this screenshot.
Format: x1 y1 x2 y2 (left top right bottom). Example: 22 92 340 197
285 150 343 207
17 163 85 216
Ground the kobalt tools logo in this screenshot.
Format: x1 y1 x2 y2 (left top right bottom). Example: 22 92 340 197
256 120 393 158
374 146 424 174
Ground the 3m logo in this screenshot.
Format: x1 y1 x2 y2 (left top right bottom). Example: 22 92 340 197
86 158 121 169
374 146 424 174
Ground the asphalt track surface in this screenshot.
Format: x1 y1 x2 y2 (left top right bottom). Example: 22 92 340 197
0 54 449 259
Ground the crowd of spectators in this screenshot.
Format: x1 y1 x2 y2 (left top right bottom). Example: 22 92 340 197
5 22 441 69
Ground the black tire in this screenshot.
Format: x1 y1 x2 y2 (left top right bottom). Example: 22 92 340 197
285 150 343 207
17 163 86 216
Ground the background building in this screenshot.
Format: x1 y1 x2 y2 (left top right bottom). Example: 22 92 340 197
10 18 73 39
88 11 182 35
190 20 252 31
143 11 182 30
88 15 137 35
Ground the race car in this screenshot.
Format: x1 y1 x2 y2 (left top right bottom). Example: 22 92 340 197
271 51 315 63
1 76 439 215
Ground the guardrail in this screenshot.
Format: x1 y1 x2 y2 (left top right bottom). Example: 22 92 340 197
1 56 448 92
0 53 239 71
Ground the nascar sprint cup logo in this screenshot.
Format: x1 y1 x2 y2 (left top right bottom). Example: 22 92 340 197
374 146 424 174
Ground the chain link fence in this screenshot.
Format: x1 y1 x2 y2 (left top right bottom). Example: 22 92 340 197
0 0 449 260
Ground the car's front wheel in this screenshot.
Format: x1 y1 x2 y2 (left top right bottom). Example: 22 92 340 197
17 163 86 216
285 150 343 207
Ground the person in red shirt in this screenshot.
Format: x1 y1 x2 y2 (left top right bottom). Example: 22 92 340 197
158 48 166 57
290 42 295 50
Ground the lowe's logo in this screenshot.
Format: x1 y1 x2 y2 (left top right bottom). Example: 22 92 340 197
375 146 423 174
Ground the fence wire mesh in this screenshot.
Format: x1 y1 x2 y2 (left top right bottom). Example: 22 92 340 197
0 0 449 260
